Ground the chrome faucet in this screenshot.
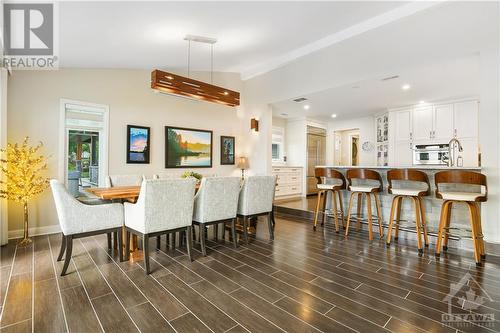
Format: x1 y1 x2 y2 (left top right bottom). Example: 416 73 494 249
447 138 463 167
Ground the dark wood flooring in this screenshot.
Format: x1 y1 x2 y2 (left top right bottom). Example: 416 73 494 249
1 216 500 333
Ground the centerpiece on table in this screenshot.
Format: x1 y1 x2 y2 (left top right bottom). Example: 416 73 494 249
181 171 203 184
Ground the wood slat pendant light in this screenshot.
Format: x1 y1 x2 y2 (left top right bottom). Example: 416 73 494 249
151 69 240 107
151 35 240 107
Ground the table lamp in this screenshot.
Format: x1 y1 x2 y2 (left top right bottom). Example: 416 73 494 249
236 156 249 180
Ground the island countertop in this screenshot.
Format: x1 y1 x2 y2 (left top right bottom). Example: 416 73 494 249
316 165 482 171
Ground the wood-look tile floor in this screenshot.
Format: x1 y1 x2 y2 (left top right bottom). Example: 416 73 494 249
1 216 500 333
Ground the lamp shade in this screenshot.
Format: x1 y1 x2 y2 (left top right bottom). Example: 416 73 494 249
236 156 249 169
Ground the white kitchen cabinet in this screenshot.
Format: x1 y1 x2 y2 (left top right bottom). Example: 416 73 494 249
434 104 454 141
394 140 413 166
412 106 433 141
273 166 303 198
454 100 478 138
394 109 412 141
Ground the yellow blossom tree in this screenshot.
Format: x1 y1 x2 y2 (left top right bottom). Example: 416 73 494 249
0 137 49 246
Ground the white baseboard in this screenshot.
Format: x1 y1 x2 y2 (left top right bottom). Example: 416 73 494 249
8 224 61 240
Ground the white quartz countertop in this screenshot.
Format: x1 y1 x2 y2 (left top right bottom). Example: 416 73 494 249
272 165 303 168
316 165 482 170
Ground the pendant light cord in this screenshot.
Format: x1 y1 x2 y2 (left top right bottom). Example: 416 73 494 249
187 39 191 78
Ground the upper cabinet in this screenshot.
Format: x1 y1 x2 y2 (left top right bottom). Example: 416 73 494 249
454 100 478 138
412 104 454 143
394 108 412 141
412 106 433 141
434 104 455 141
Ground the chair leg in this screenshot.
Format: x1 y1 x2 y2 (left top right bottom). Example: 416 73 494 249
443 202 453 251
435 201 451 257
473 203 485 259
356 193 363 230
143 234 150 274
57 234 66 262
332 191 339 233
125 231 130 261
394 196 403 240
417 197 429 247
242 217 249 244
313 191 323 230
337 191 345 228
107 233 111 250
366 193 373 241
156 235 161 250
386 197 398 246
200 224 207 256
113 231 118 249
412 197 423 254
321 191 328 227
267 212 274 240
345 192 356 237
374 193 384 238
214 224 219 242
61 236 73 276
231 218 238 248
186 226 193 261
117 228 124 262
466 203 482 266
271 210 276 230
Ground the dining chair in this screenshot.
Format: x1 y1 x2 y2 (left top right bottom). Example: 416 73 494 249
153 173 178 179
124 178 197 274
50 179 124 276
237 175 277 244
105 174 144 187
193 177 241 255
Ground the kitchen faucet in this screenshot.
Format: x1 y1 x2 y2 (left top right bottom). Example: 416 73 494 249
447 138 463 167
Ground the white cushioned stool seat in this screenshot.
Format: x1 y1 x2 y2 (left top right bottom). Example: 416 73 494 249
391 188 422 196
438 191 485 202
317 184 336 190
349 186 378 193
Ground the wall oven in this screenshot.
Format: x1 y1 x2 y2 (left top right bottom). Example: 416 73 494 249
413 144 449 165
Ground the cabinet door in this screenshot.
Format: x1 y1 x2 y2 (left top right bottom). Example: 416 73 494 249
457 137 478 167
433 104 454 141
394 109 412 141
395 141 413 166
412 106 433 141
454 101 478 138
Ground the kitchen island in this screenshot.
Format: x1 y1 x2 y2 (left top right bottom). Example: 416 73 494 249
315 165 483 247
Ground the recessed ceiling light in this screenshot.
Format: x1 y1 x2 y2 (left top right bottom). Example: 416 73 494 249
331 114 337 118
280 113 288 117
352 85 360 89
303 105 310 110
402 84 411 90
419 100 425 104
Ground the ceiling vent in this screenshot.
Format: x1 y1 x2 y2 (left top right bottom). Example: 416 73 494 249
381 75 399 81
293 97 308 102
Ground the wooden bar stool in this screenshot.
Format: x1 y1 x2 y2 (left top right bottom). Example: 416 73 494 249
434 170 487 266
385 169 430 254
313 167 346 232
344 169 384 240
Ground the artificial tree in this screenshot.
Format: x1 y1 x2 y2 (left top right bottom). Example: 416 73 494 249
0 137 49 246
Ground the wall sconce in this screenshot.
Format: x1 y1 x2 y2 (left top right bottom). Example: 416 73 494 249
250 118 259 132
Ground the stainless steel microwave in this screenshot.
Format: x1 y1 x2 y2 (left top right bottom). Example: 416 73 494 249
413 144 449 165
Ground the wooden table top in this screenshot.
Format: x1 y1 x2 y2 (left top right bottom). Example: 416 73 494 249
86 184 200 201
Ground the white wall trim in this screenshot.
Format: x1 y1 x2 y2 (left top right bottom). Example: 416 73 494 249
241 1 441 80
8 224 60 240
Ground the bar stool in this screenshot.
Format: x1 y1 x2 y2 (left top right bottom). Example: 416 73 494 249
313 167 346 232
385 169 430 254
434 170 487 266
345 169 384 240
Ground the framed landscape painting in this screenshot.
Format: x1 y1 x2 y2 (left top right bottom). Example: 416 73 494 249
220 136 235 165
165 126 212 168
127 125 150 164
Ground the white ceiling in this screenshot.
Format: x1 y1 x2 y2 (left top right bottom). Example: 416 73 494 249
59 1 407 74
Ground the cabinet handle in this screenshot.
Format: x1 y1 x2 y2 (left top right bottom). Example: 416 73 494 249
454 129 457 137
430 131 432 139
409 132 413 139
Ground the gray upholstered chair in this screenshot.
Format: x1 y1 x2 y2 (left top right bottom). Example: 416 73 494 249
105 174 143 187
237 176 277 243
124 178 196 274
50 179 124 276
193 177 241 255
153 173 178 179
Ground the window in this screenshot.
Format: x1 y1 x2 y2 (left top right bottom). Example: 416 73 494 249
272 126 285 163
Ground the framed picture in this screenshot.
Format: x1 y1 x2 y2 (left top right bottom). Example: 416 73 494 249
127 125 150 164
220 136 235 165
165 126 213 168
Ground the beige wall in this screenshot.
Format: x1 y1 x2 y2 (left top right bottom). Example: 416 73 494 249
7 69 244 236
